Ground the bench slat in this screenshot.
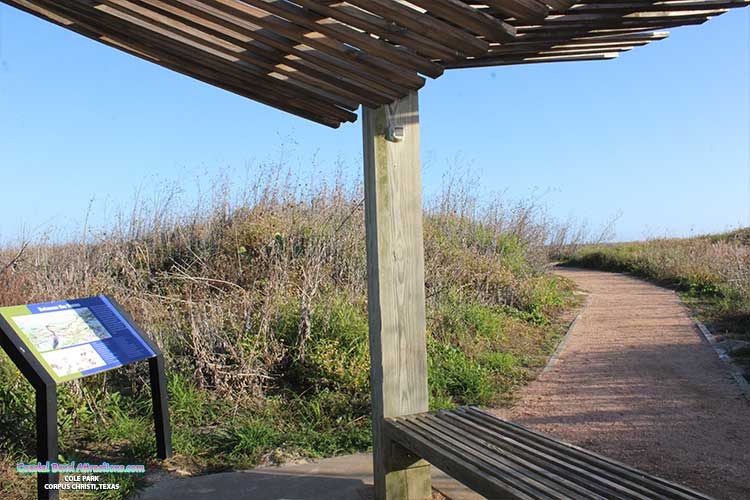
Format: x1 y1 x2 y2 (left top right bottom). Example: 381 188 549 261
417 414 610 500
460 407 712 500
385 407 715 500
436 411 648 500
404 416 575 500
386 418 535 500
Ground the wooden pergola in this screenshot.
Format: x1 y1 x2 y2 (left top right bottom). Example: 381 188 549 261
4 1 747 499
6 0 747 127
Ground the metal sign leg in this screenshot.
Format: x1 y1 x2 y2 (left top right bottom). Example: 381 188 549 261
148 355 172 459
36 383 58 500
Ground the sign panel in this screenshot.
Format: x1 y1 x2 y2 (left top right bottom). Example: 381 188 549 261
0 296 156 383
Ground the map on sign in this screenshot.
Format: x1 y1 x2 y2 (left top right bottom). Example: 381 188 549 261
39 343 107 377
0 296 156 383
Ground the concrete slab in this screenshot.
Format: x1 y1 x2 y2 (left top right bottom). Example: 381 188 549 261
135 453 483 500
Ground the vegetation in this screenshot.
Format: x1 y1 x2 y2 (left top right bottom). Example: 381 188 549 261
0 169 581 499
558 228 750 374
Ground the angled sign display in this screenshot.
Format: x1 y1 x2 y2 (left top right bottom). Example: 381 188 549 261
0 295 156 383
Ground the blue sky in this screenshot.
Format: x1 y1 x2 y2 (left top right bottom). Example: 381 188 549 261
0 5 748 243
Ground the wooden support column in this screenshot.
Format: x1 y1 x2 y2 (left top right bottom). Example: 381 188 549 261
363 91 431 500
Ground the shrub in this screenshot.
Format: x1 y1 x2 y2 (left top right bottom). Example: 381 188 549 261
0 166 578 497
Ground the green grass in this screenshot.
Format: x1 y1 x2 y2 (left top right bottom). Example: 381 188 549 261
0 290 576 499
0 173 581 499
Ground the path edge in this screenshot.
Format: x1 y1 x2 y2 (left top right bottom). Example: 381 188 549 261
692 318 750 399
542 298 588 375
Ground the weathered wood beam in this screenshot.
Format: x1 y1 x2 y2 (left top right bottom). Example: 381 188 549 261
345 0 491 57
158 0 406 102
293 1 463 61
531 8 729 24
204 0 426 90
129 0 388 107
235 0 445 78
9 0 353 125
363 91 431 500
508 30 669 44
401 0 516 43
566 0 749 14
483 0 551 21
448 51 620 68
4 0 745 124
96 0 361 110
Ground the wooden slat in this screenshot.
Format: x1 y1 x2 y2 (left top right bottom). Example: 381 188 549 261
527 9 729 25
344 0 492 56
387 408 716 500
448 52 620 68
458 408 715 499
399 0 516 43
234 0 444 79
203 0 427 89
384 418 537 500
514 17 712 36
504 30 669 45
2 0 748 126
130 0 390 107
158 0 407 101
418 415 612 500
292 1 462 61
96 0 360 110
490 45 636 57
484 0 551 21
508 24 687 41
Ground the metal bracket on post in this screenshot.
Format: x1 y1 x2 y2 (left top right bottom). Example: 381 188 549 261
386 125 405 143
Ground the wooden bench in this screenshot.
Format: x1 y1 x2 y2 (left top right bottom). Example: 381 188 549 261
384 406 713 500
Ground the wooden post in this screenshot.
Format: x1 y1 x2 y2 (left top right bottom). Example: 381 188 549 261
363 91 431 500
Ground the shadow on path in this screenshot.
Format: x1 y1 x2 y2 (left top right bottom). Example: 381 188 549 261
135 453 477 500
495 268 750 500
136 469 369 500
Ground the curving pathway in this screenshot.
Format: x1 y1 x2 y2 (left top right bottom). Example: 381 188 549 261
494 268 750 500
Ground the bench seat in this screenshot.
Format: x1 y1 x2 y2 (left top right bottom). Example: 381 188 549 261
384 406 713 500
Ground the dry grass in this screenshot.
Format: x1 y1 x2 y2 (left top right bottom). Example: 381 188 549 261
0 167 584 499
559 228 750 372
0 168 579 397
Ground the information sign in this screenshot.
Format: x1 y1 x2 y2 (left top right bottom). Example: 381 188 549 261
0 295 171 500
0 296 156 383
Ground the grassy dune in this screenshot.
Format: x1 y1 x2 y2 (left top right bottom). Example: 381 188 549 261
0 171 580 499
559 229 750 373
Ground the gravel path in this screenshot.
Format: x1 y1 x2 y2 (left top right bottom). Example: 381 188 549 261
494 268 750 500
